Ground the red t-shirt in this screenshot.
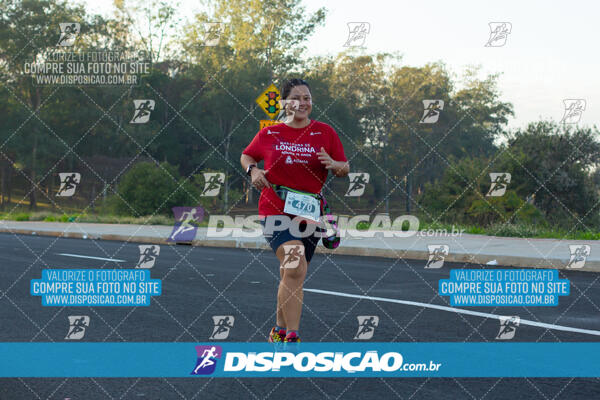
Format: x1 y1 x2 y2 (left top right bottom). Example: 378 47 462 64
242 120 347 216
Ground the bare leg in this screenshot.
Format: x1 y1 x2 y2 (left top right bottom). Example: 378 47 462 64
275 240 307 332
276 265 286 328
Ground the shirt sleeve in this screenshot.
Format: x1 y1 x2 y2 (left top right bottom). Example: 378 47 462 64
242 130 264 162
328 126 347 162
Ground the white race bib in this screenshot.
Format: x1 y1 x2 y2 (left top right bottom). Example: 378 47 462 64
283 191 321 221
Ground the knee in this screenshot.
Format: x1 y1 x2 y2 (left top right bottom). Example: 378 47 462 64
282 258 307 281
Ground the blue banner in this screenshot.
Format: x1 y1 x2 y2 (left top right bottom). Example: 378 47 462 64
439 269 569 306
1 342 599 377
30 269 161 306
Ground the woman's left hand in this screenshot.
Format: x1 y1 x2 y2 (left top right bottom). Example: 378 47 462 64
318 147 349 176
317 147 336 169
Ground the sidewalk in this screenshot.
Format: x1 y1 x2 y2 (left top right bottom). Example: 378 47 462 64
1 221 599 272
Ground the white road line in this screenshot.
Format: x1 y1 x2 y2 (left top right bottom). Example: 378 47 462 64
304 288 600 337
56 253 126 262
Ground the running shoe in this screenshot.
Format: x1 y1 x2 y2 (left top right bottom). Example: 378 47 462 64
268 327 286 343
284 331 301 343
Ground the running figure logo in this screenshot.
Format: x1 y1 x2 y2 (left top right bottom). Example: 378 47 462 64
485 22 512 47
425 245 449 269
65 316 89 340
354 316 379 340
277 99 299 124
344 22 370 47
210 316 234 340
130 100 155 124
201 173 225 197
486 173 511 197
56 172 80 197
345 173 370 197
496 316 519 340
281 244 305 269
57 23 80 47
420 100 444 124
168 206 204 242
202 23 225 46
191 345 222 375
560 99 586 124
566 245 590 269
136 245 160 268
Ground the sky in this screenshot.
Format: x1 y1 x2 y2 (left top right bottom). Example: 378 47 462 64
82 0 599 130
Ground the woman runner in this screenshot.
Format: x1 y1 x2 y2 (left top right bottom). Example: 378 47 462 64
240 78 349 343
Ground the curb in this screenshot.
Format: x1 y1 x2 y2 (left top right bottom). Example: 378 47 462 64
2 226 598 272
314 246 600 272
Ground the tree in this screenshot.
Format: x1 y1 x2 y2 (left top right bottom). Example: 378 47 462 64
496 121 600 228
419 121 600 231
185 0 326 75
0 0 108 209
304 52 395 213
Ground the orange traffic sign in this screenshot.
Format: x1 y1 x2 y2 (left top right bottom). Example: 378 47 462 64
259 119 280 130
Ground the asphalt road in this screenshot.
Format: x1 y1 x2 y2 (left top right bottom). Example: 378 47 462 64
1 233 599 399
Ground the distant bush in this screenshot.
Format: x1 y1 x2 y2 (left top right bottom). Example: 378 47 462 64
115 162 200 216
15 213 30 221
467 190 544 226
485 223 543 238
465 226 485 234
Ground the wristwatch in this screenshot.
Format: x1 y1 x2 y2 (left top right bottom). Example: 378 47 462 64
246 164 257 175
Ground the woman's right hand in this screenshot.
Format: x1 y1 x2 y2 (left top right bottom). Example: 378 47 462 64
250 168 270 190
